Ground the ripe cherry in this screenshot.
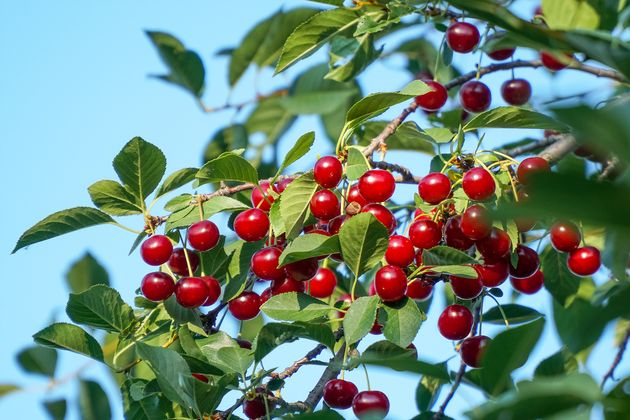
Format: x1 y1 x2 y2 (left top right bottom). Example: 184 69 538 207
510 269 544 294
444 215 475 251
251 246 284 281
271 276 305 295
323 379 358 409
385 235 415 267
450 273 483 300
188 220 220 252
358 169 395 203
314 156 343 188
550 221 581 253
352 390 390 419
284 257 319 281
476 227 511 260
168 248 200 276
141 272 175 301
328 215 346 235
250 181 276 212
200 275 221 306
347 184 369 209
237 339 253 350
409 219 442 249
309 268 337 298
460 81 492 113
275 178 293 193
517 157 550 185
418 172 451 204
438 304 473 340
460 335 490 368
310 189 340 221
415 80 448 111
501 78 532 106
488 46 515 61
475 260 510 287
370 321 383 335
460 205 492 240
374 265 407 302
510 245 540 278
541 51 572 71
336 293 353 318
243 390 273 419
192 373 208 383
361 203 397 233
406 278 433 301
175 277 209 308
140 235 173 266
446 21 480 53
228 291 261 320
234 208 270 242
463 167 496 201
260 288 272 305
567 246 601 276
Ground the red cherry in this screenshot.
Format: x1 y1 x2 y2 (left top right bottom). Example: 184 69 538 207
406 278 433 301
541 51 572 71
200 275 221 306
488 47 515 61
271 277 306 295
414 249 423 266
374 265 407 302
460 205 492 240
368 280 377 296
251 246 285 281
188 220 220 252
450 273 483 300
509 245 540 278
352 390 390 419
409 219 442 249
275 178 293 193
550 221 581 253
336 293 353 318
323 379 358 409
308 268 337 298
510 269 544 294
358 169 395 203
446 21 480 53
444 215 475 251
175 277 209 308
385 235 415 267
418 172 451 204
476 227 511 260
361 204 397 233
168 248 200 276
284 258 319 281
462 167 496 201
310 190 340 221
260 288 272 305
370 321 383 335
460 81 492 113
192 373 208 383
234 208 270 242
567 246 601 276
347 184 369 209
141 272 175 301
501 78 532 106
243 391 272 419
228 291 261 320
140 235 173 266
328 215 346 235
438 304 473 340
460 335 490 368
314 156 343 188
475 260 509 287
237 339 252 349
250 181 276 211
517 157 550 185
415 80 448 111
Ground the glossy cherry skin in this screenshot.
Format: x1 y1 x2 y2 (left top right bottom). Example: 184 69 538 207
385 235 415 267
460 335 490 368
308 267 337 298
374 265 407 302
463 167 496 201
140 235 173 266
141 272 175 301
510 245 540 279
323 379 358 409
409 219 442 249
460 205 492 240
517 157 550 185
200 275 222 306
275 177 293 193
460 81 492 113
438 304 474 340
444 215 475 251
450 273 483 300
243 392 272 419
488 47 515 61
192 373 208 383
476 227 511 260
347 184 369 209
418 172 451 204
168 248 200 276
567 246 601 276
260 288 272 305
251 246 284 281
314 156 343 188
236 339 252 350
250 181 276 212
475 260 510 287
358 169 395 203
284 257 319 281
541 51 572 71
406 278 434 301
271 276 306 295
175 277 209 308
310 189 340 221
550 221 581 253
510 269 544 294
501 78 532 106
352 390 390 419
188 220 220 252
415 80 448 111
328 215 346 235
234 208 270 242
446 21 480 53
228 291 262 320
361 203 397 233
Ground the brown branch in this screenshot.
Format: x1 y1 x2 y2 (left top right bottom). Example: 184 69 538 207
304 343 346 409
497 137 556 157
371 160 420 182
538 134 577 164
363 102 419 157
601 324 630 388
271 344 328 381
598 156 622 181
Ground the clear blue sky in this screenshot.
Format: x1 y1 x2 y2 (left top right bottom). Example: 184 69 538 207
0 1 624 419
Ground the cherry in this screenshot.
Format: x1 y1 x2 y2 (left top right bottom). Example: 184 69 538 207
237 339 253 349
462 167 496 201
271 276 305 295
517 157 550 185
475 260 510 287
450 273 483 300
328 215 346 235
370 320 383 335
250 181 276 212
234 208 270 242
460 81 492 113
308 268 337 298
188 220 220 252
260 288 272 305
438 304 473 340
200 275 221 306
444 215 475 251
361 203 397 233
228 291 261 320
140 235 173 266
358 169 395 203
415 80 448 111
446 21 480 53
418 172 451 204
275 177 293 193
460 205 492 240
460 335 490 368
266 234 286 248
175 277 209 308
251 246 284 281
141 272 175 301
192 373 208 383
314 156 343 188
284 257 319 281
567 246 601 276
510 269 544 294
509 245 540 278
501 78 532 106
385 235 415 267
243 390 273 419
374 265 407 302
488 47 515 61
168 248 200 276
406 278 433 301
476 227 511 260
414 249 423 266
541 51 572 71
310 189 340 221
550 221 581 253
409 219 442 249
323 379 358 409
347 184 369 209
368 280 377 296
336 293 352 318
352 390 390 419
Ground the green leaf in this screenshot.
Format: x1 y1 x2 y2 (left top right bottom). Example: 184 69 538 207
33 323 103 362
121 379 174 420
163 295 203 329
382 297 424 348
196 152 258 186
280 90 358 115
428 265 478 278
155 168 198 198
542 0 600 30
246 96 296 144
483 304 543 325
146 31 205 97
223 240 264 299
275 131 315 177
283 412 344 420
261 292 333 322
339 212 389 278
279 173 319 239
325 33 381 82
357 121 435 154
541 246 581 306
193 374 237 416
199 236 232 278
113 137 166 202
87 180 143 215
79 380 112 420
416 376 443 413
345 146 370 180
463 107 568 132
422 246 478 266
203 125 249 164
363 340 418 360
343 296 379 345
165 195 249 231
279 234 340 266
553 298 608 353
66 285 135 333
65 252 110 293
254 322 335 362
16 346 57 378
0 385 20 398
43 399 67 420
199 332 253 374
13 207 115 253
358 356 450 381
534 347 578 378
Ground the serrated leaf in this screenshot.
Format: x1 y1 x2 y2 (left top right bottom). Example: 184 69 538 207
199 332 253 374
122 379 174 420
66 285 135 333
163 295 203 329
343 296 379 345
155 168 197 198
16 346 57 378
358 356 450 381
196 152 258 186
165 196 249 231
33 323 104 362
345 146 370 180
113 137 166 202
254 322 334 362
463 107 568 132
275 131 315 178
79 380 112 420
279 173 319 239
541 246 581 306
199 236 232 278
88 180 143 215
279 234 340 266
65 252 110 293
483 304 543 325
553 298 608 354
261 292 333 322
422 246 478 266
339 212 389 277
382 297 424 348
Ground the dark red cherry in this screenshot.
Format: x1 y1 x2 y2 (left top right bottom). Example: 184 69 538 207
509 245 540 278
460 81 492 113
475 260 510 287
385 235 415 267
406 278 433 301
450 273 483 300
476 227 511 260
501 78 532 106
168 248 200 276
550 221 581 253
284 257 319 281
415 80 448 111
444 216 475 251
260 288 272 305
323 379 358 409
271 276 305 295
352 390 390 419
314 156 343 188
236 339 252 350
567 246 601 276
460 205 492 240
310 190 340 221
446 21 480 53
251 246 285 281
409 219 442 249
370 321 383 335
188 220 220 252
175 277 209 308
228 291 261 320
328 215 346 235
517 157 550 185
243 390 273 419
462 167 496 201
140 235 173 266
541 51 572 71
418 172 451 204
510 269 544 294
141 272 175 301
250 181 277 212
460 335 490 368
275 177 293 193
308 268 337 298
358 169 395 203
200 275 221 306
374 265 407 302
192 373 208 383
347 184 369 209
438 304 473 340
488 46 515 61
336 293 353 319
234 208 270 242
361 203 397 233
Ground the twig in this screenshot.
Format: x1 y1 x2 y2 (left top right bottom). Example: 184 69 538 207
601 324 630 388
598 156 621 181
304 343 347 409
363 103 419 157
497 137 556 157
538 134 577 164
371 160 420 182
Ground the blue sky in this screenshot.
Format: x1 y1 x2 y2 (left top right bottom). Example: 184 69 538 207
0 1 625 419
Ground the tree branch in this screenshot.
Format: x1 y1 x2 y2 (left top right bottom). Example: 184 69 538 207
538 134 577 164
497 137 556 157
601 324 630 388
304 343 346 409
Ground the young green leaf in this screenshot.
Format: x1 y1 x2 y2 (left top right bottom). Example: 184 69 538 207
428 265 478 278
339 212 389 277
254 322 335 362
196 151 259 186
65 252 110 293
278 233 340 266
483 303 543 325
113 137 167 202
343 296 379 345
261 292 333 322
275 131 315 178
66 285 136 333
155 168 198 198
542 0 599 30
463 106 569 132
279 173 319 239
88 180 143 215
345 146 370 180
325 33 381 83
382 297 424 348
33 323 104 362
